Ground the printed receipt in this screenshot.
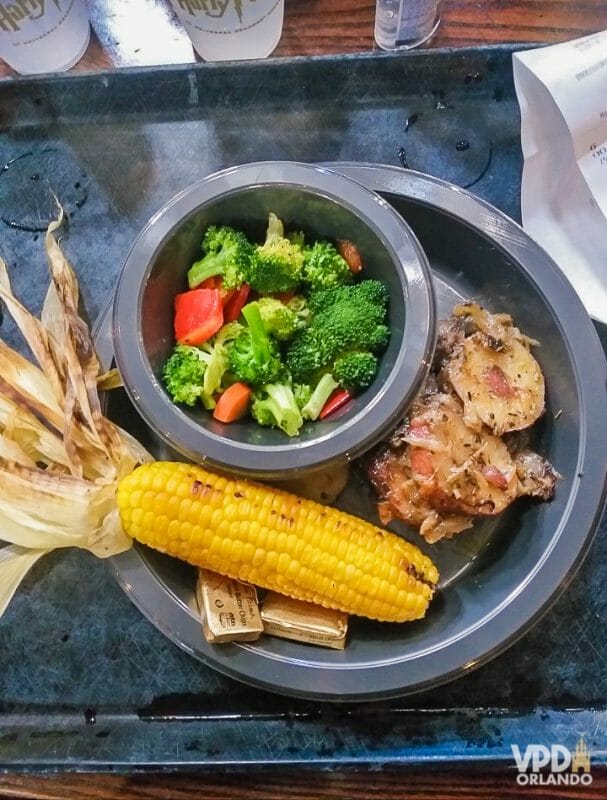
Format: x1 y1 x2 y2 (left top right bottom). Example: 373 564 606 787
513 31 607 323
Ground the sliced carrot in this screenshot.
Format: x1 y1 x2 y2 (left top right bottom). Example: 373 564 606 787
213 382 252 423
337 239 363 273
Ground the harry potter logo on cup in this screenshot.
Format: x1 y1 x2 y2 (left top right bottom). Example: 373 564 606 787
176 0 249 22
0 0 61 33
168 0 282 62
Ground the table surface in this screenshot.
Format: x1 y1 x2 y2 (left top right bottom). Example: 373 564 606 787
0 0 606 78
1 0 607 797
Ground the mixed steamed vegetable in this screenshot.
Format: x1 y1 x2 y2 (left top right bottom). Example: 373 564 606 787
162 213 391 436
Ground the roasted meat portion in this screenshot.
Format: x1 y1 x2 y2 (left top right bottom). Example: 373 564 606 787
367 445 473 544
512 449 559 500
368 391 520 543
441 303 545 435
366 304 557 544
402 392 519 516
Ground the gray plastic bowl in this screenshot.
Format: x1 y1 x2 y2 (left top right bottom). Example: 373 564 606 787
112 162 435 479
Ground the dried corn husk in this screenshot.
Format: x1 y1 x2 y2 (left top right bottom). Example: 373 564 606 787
0 205 151 617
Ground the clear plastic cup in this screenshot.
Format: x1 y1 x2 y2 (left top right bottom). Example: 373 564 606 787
374 0 441 50
0 0 90 75
168 0 284 62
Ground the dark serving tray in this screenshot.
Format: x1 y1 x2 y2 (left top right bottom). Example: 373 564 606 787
0 44 605 771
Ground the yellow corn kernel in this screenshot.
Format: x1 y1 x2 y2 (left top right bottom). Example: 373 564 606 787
116 462 439 623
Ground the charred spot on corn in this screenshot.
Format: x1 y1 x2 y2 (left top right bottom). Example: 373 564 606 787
116 461 439 623
405 562 437 588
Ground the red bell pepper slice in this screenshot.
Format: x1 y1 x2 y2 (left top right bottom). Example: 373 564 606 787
199 276 236 307
223 283 251 323
174 288 223 345
319 388 352 419
198 276 219 290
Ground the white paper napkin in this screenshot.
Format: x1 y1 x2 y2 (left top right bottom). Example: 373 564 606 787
513 31 607 323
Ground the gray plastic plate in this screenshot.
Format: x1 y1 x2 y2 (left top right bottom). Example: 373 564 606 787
96 164 607 701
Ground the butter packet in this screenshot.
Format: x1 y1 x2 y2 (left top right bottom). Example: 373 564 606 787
196 569 263 644
261 592 348 650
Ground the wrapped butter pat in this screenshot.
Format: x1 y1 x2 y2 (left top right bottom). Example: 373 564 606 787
261 592 348 650
196 569 263 643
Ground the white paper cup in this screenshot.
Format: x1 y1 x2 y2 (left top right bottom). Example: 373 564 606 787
169 0 284 62
0 0 90 76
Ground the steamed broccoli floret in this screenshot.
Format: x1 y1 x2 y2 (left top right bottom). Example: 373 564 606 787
307 284 347 315
302 240 353 292
250 295 311 341
162 323 244 410
162 344 211 407
251 381 304 437
353 278 391 308
333 352 378 393
200 321 244 403
253 297 299 341
228 302 283 385
293 382 313 410
308 278 389 314
251 213 305 293
285 333 328 385
287 230 306 248
286 294 312 331
300 373 339 421
187 225 256 290
286 280 390 387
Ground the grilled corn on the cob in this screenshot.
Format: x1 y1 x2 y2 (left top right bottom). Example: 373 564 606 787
117 461 439 623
